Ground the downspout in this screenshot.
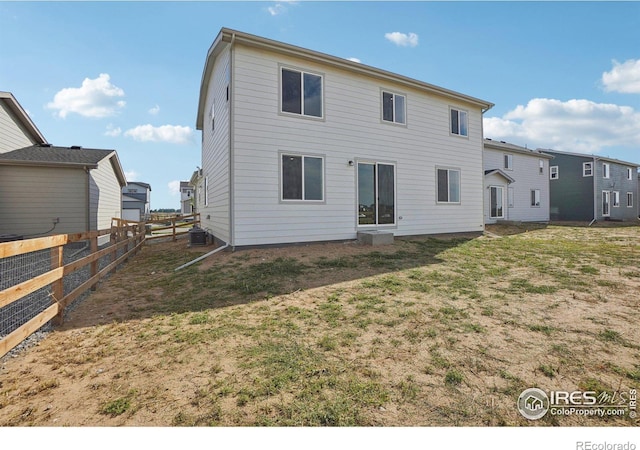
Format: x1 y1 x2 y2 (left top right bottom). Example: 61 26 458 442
589 155 598 226
228 32 236 249
480 104 493 231
86 166 91 232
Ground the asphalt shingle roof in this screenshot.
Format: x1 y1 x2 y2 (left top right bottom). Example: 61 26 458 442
0 145 115 166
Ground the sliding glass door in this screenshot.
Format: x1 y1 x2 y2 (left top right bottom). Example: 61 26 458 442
357 162 395 226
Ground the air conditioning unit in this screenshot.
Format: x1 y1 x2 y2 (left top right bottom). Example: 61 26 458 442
188 227 207 246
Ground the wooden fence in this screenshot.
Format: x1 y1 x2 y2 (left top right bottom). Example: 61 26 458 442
0 220 145 357
144 213 201 241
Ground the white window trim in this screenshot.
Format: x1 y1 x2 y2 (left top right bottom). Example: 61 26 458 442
603 163 610 179
613 191 620 207
204 176 208 207
583 162 593 177
279 65 325 120
550 166 559 180
539 160 544 175
381 90 407 126
627 168 633 181
531 189 541 207
504 154 513 171
489 185 504 219
627 192 634 208
436 167 462 205
449 107 468 138
279 152 326 203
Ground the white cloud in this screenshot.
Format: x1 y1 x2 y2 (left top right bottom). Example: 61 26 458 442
124 170 139 181
348 57 362 63
168 180 181 196
484 98 640 154
148 104 160 115
602 59 640 94
267 3 287 16
124 124 193 145
46 73 126 118
385 32 419 48
104 124 122 137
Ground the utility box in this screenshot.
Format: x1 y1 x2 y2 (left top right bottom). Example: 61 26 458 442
188 227 207 246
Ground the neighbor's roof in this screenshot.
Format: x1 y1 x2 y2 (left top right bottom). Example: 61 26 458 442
0 144 127 186
197 28 494 130
484 138 554 159
0 91 47 145
126 181 152 190
539 148 640 168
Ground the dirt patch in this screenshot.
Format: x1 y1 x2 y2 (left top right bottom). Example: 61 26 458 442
1 226 639 427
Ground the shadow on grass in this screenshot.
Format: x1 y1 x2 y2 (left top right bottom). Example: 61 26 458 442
59 233 477 328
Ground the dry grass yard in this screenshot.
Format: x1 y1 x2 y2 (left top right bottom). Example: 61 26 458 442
1 223 639 427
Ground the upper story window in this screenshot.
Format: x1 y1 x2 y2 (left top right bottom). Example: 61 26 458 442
539 160 544 175
603 163 610 179
627 167 633 180
450 108 468 137
382 91 406 125
583 162 593 177
504 154 513 170
281 67 323 118
550 166 559 180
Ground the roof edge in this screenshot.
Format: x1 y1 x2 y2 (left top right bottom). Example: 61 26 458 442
539 148 640 168
0 92 48 145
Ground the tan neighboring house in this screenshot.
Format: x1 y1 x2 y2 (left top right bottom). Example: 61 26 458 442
0 144 126 240
0 91 47 153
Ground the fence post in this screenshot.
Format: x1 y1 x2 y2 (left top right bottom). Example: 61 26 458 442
90 235 98 291
172 217 177 241
51 245 64 325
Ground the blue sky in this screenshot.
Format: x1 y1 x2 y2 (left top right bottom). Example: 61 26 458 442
1 1 639 209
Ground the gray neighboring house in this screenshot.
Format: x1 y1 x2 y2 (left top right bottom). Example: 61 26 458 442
179 181 194 215
540 149 639 222
0 91 47 154
0 144 127 240
122 182 151 222
483 139 553 224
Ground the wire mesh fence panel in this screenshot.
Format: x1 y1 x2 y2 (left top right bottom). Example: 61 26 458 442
0 249 54 337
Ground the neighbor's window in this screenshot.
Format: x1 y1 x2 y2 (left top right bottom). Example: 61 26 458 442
450 108 468 137
539 160 544 175
603 163 610 179
437 168 461 203
281 154 324 201
531 189 541 207
504 154 513 170
583 162 593 177
204 176 208 206
613 191 620 207
627 167 633 180
281 67 323 118
382 91 406 124
550 166 559 180
627 192 634 207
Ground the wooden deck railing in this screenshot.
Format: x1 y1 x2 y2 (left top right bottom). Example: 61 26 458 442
0 220 145 357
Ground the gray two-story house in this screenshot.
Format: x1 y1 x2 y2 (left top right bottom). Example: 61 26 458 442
541 149 639 222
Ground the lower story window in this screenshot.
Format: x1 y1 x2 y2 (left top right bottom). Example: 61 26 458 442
281 154 324 201
613 191 620 207
627 192 634 208
531 189 541 207
437 168 461 203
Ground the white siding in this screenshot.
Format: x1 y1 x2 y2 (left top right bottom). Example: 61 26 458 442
228 44 486 246
89 155 122 231
0 166 88 237
0 102 36 154
200 47 231 243
483 148 550 223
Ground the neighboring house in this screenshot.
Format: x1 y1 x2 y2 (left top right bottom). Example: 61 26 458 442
189 167 204 214
541 149 639 222
0 91 47 154
0 144 126 239
483 139 553 224
195 28 494 248
179 181 194 214
122 182 151 221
